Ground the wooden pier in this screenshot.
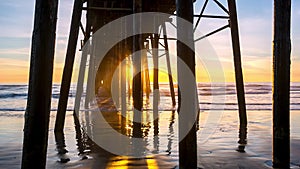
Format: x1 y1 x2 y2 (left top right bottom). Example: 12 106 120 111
22 0 292 168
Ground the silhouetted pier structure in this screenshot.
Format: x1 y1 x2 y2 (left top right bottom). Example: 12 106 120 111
22 0 292 168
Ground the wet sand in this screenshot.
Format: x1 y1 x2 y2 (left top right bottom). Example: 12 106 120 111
196 111 300 168
1 110 300 168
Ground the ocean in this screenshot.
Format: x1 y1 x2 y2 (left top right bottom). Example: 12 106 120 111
1 83 300 168
0 83 300 117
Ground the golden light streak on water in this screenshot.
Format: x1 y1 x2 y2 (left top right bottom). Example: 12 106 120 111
105 155 159 169
106 156 129 169
146 156 159 169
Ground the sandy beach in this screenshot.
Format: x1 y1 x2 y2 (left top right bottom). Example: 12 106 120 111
1 110 300 169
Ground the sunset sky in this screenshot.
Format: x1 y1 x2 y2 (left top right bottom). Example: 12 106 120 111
0 0 299 83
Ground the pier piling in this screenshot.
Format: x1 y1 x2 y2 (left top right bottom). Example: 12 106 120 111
176 0 198 168
162 23 176 107
227 0 248 144
21 0 59 168
132 0 143 138
55 0 83 133
152 33 160 136
273 0 291 168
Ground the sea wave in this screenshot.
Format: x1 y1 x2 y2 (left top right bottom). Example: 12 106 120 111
0 83 299 114
0 92 75 99
0 93 27 99
0 108 75 113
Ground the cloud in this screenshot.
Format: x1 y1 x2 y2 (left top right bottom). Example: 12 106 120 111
0 0 74 38
0 58 29 68
0 58 30 83
0 0 35 37
239 17 273 58
56 0 74 38
0 0 298 83
0 48 29 56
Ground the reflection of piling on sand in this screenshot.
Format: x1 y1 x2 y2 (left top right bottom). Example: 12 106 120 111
22 0 293 168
